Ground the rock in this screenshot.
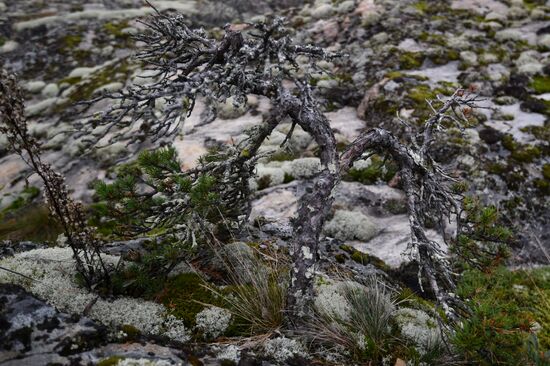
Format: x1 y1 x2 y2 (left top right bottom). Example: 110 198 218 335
0 283 104 364
121 27 138 35
285 157 321 179
538 34 550 49
317 78 338 89
486 63 510 81
355 0 378 18
495 29 522 42
460 51 478 65
324 210 379 242
311 4 334 19
255 164 286 188
485 11 507 22
68 67 95 78
507 6 528 20
371 32 389 44
398 38 423 52
531 8 547 20
93 81 124 94
246 94 259 109
217 96 247 119
132 69 158 86
337 0 355 14
480 53 498 64
23 81 46 94
0 41 19 53
0 241 46 259
25 98 58 117
41 83 59 98
394 308 442 356
0 2 6 12
518 62 543 75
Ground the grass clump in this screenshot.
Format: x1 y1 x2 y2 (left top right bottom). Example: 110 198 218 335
0 203 63 243
207 247 288 335
309 277 398 362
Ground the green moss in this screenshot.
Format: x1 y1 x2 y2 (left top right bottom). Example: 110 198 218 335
451 181 469 194
97 356 124 366
397 287 436 312
61 34 82 51
399 52 425 70
534 178 550 195
430 49 459 65
1 186 40 214
60 60 132 107
120 324 140 340
521 124 550 141
384 198 407 214
340 245 389 271
453 267 550 365
335 253 347 264
510 145 542 163
487 162 508 175
256 175 271 191
157 273 221 327
0 37 5 47
531 75 550 94
413 1 429 12
268 150 297 162
501 134 518 152
344 155 398 185
408 85 437 105
283 173 295 184
103 20 130 38
385 71 403 79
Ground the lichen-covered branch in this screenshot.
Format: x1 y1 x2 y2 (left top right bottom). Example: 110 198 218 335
340 90 486 320
83 10 481 325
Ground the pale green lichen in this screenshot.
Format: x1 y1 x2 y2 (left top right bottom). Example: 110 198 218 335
0 248 190 342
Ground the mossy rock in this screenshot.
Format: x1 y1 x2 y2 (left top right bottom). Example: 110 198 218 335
120 324 141 340
339 244 389 271
103 20 130 38
344 155 398 185
97 356 124 366
156 273 221 327
531 75 550 94
58 60 132 110
399 52 425 70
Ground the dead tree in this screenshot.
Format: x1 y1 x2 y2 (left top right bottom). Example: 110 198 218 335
0 69 110 289
81 12 480 324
